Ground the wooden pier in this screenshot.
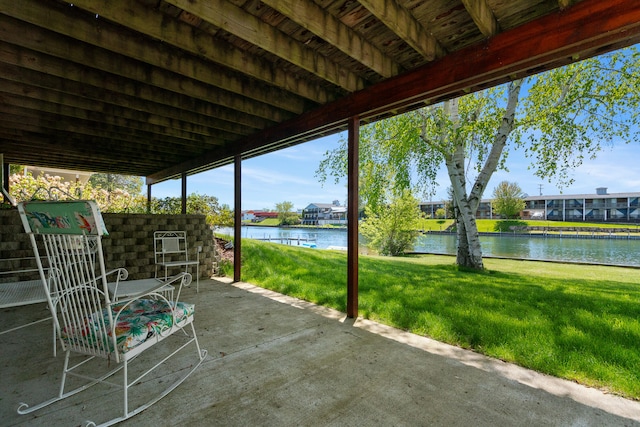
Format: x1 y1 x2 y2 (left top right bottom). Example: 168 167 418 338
252 235 318 247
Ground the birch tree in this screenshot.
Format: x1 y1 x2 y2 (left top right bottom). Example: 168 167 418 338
316 47 640 270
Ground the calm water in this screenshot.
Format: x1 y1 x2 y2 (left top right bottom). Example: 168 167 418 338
218 226 640 266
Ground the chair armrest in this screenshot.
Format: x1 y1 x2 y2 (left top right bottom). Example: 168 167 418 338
104 268 129 298
109 273 193 335
105 268 129 281
112 272 192 305
169 272 192 304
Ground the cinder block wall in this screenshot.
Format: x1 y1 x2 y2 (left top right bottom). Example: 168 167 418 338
0 209 34 281
0 209 214 281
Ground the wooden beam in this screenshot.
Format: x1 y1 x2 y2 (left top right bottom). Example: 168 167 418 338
0 41 273 133
0 15 290 125
0 137 175 175
233 155 242 283
558 0 577 9
0 106 218 154
461 0 500 38
0 122 191 162
347 116 359 319
358 0 446 60
261 0 400 78
61 0 339 104
0 84 233 144
3 0 305 114
149 0 640 182
164 0 364 92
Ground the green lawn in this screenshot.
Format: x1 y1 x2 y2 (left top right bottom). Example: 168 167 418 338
258 218 280 226
229 239 640 400
418 218 640 233
417 218 454 231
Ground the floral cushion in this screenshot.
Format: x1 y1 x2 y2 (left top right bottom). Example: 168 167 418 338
61 299 194 354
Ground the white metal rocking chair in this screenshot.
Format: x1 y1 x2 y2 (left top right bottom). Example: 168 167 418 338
16 200 207 426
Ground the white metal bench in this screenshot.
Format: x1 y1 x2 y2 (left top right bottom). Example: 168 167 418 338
0 258 54 344
0 265 46 309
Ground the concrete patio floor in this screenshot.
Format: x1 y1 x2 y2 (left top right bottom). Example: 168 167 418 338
2 278 640 426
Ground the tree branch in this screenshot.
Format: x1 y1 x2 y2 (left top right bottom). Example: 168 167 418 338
469 79 523 208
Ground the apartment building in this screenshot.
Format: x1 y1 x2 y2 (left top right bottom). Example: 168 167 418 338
419 188 640 222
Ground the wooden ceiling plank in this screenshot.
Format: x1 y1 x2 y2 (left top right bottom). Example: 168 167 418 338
558 0 576 10
0 14 291 125
358 0 446 60
0 56 250 139
164 0 364 91
0 40 274 132
0 110 219 154
1 151 188 176
2 0 309 115
461 0 500 37
1 140 163 167
260 0 400 78
0 144 166 170
51 0 337 104
1 130 195 165
0 150 148 175
0 50 268 135
149 0 640 182
0 86 235 141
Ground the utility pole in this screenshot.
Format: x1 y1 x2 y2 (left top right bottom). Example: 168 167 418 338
538 184 543 196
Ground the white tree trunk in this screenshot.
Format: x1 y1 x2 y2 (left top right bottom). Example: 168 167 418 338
445 80 523 270
445 149 484 269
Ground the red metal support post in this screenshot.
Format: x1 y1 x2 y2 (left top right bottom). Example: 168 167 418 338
181 172 187 214
2 160 9 202
146 183 152 214
347 116 359 318
234 155 242 282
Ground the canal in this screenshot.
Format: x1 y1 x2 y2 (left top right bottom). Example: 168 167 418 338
217 226 640 267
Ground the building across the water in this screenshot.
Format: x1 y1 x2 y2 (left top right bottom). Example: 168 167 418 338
241 210 279 222
419 188 640 222
302 201 347 226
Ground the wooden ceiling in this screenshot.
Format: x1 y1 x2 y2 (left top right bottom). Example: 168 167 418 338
1 0 640 183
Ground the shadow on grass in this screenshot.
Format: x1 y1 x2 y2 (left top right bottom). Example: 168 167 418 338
239 239 640 399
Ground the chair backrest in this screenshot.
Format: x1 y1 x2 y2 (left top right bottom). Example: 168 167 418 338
18 201 116 359
41 232 115 358
163 237 181 253
18 200 109 236
154 231 190 263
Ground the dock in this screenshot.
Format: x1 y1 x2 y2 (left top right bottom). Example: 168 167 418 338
252 235 318 247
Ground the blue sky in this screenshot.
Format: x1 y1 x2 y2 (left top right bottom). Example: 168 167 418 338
152 45 640 212
152 134 348 211
150 131 640 212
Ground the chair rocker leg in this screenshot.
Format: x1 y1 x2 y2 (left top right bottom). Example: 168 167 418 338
17 350 126 415
84 324 207 427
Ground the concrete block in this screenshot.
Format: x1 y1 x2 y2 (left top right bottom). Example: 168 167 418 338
109 245 125 254
119 225 137 233
105 216 124 226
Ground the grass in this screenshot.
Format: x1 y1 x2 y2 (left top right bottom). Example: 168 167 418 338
243 218 281 226
418 218 640 233
417 218 454 231
231 239 640 400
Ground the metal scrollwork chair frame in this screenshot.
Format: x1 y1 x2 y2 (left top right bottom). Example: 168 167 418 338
16 200 207 426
